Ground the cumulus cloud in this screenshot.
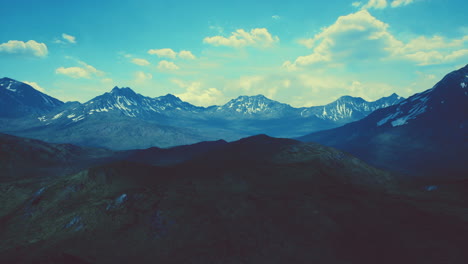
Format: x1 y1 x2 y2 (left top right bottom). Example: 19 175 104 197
352 2 362 7
148 48 177 59
173 79 224 106
56 61 103 79
23 81 46 93
297 38 316 49
147 48 196 60
0 40 48 57
291 10 402 67
272 15 281 20
203 28 279 48
157 60 179 71
287 10 467 68
179 50 196 60
398 35 468 65
131 58 150 66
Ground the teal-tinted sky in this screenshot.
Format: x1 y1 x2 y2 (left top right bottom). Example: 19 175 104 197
1 0 467 106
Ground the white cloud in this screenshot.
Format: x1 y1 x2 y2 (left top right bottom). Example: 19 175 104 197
131 58 150 66
282 61 298 71
134 71 153 83
397 35 468 65
23 81 46 93
157 60 179 71
401 35 468 53
287 10 468 68
297 38 316 49
391 0 413 7
290 10 402 67
360 0 415 9
203 28 279 48
405 49 468 66
56 61 103 79
147 48 196 60
62 33 76 44
272 15 281 20
0 40 48 57
148 48 177 59
361 0 388 10
179 50 196 60
173 79 224 106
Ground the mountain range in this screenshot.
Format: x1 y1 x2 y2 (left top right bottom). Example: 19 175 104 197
1 66 467 263
0 77 403 149
299 64 468 179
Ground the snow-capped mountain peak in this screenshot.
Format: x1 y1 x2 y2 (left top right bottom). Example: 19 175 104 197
215 94 294 117
0 77 63 118
110 86 138 96
37 89 202 124
299 93 404 123
376 64 468 127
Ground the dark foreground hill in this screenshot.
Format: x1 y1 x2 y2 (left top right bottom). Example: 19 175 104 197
1 134 468 263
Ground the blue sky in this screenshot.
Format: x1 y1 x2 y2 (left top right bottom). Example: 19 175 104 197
0 0 467 106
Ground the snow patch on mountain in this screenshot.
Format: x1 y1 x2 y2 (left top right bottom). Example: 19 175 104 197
6 82 16 92
303 94 404 122
377 89 432 127
377 112 400 126
72 115 85 122
52 113 64 120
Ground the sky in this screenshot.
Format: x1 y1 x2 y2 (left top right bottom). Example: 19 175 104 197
0 0 467 107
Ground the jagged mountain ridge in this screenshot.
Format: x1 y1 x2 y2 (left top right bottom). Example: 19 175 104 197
298 64 468 178
0 78 403 149
300 93 403 124
37 87 205 125
0 78 63 118
34 85 403 125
